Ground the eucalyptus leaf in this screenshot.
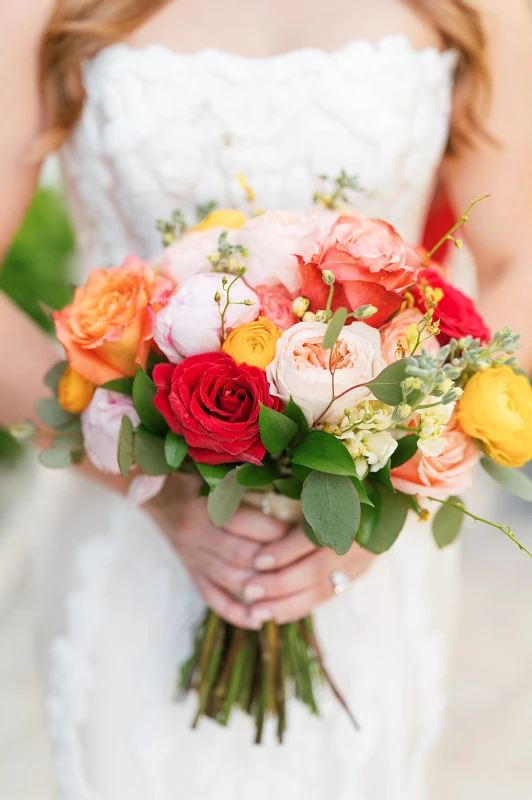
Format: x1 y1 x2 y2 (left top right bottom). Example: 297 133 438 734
282 397 309 440
365 359 410 406
301 470 360 555
259 404 298 453
36 397 74 429
208 469 245 527
164 431 188 469
39 448 73 469
302 519 324 548
117 415 134 478
390 434 420 469
432 496 465 549
101 377 134 396
132 368 167 436
273 477 303 500
44 361 68 395
236 461 278 488
291 430 357 476
480 457 532 502
196 462 232 489
356 482 410 554
134 431 171 476
322 307 348 351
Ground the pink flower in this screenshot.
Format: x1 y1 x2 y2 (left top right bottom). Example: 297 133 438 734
233 210 336 294
153 227 226 284
255 284 297 331
266 321 386 425
380 308 440 365
390 417 480 498
81 389 140 475
154 273 260 362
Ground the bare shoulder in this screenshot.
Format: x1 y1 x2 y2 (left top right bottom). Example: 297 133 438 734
1 0 56 57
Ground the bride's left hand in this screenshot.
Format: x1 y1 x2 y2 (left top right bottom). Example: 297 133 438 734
243 527 375 625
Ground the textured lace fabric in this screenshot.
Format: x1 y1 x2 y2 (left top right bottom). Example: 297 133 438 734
35 34 461 800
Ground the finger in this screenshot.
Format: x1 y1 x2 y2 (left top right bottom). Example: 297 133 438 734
203 530 262 570
243 549 334 602
250 581 333 626
253 525 316 572
187 549 254 596
224 507 287 543
191 571 261 630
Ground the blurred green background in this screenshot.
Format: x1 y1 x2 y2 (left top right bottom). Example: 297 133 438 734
0 187 75 465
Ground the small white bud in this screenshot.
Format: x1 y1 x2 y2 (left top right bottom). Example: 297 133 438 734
315 310 328 323
302 311 317 323
321 270 336 286
353 304 378 320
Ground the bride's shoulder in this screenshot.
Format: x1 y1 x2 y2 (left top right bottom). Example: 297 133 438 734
3 0 55 51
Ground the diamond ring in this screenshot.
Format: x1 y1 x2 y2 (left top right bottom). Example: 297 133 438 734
330 569 351 595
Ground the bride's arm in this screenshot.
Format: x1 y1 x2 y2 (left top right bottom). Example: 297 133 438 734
442 0 532 369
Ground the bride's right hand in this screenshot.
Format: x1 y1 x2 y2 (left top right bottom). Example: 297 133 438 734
147 475 288 629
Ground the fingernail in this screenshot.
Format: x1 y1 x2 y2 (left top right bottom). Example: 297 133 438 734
244 585 265 601
251 608 273 623
254 554 275 571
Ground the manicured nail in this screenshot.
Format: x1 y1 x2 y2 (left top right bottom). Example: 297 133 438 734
254 554 275 571
251 608 273 623
244 585 265 602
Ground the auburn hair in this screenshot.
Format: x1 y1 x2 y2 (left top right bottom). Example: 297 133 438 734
39 0 491 155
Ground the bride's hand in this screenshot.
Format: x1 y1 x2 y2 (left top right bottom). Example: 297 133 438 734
243 527 376 625
147 476 288 630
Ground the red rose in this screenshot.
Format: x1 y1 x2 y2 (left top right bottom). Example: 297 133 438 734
413 269 491 345
153 352 283 466
299 216 423 328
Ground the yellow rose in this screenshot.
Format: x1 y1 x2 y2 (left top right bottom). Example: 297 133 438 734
222 317 282 370
192 209 247 232
58 366 96 414
459 365 532 467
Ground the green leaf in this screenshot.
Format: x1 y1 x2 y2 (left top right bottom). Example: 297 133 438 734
132 368 167 436
282 397 309 440
117 415 134 478
44 361 68 395
101 377 134 396
301 470 360 555
207 469 245 527
292 430 357 476
36 397 74 429
480 457 532 502
356 482 410 554
322 307 348 351
196 462 232 489
432 496 465 549
374 459 395 491
390 434 419 469
291 463 312 482
38 448 73 468
164 431 188 469
236 460 278 488
197 481 210 497
302 518 324 548
134 431 171 476
354 488 381 545
365 359 410 405
350 476 374 506
259 404 298 453
273 477 303 500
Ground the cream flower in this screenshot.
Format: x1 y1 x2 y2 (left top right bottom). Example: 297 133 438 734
417 398 455 457
340 429 398 480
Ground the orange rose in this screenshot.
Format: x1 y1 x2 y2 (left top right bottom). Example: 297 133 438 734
54 255 174 385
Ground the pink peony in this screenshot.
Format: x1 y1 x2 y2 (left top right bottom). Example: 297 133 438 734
380 307 441 365
390 417 480 498
255 284 298 331
154 273 260 362
153 227 226 284
81 389 140 475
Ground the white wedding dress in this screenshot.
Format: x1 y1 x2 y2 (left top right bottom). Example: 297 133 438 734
32 34 461 800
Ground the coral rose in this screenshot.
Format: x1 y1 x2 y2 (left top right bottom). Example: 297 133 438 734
153 353 283 465
53 255 173 386
154 273 260 362
391 417 480 497
459 366 532 467
57 366 96 414
380 307 440 365
222 317 282 370
300 215 423 328
255 284 298 331
266 321 386 425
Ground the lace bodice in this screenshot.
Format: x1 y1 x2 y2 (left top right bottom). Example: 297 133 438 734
60 34 457 275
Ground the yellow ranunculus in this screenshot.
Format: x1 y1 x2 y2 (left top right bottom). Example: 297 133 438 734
459 365 532 467
58 365 96 414
222 317 282 370
192 209 247 232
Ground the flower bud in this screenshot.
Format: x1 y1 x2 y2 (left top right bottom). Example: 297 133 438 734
353 304 378 320
58 366 96 414
243 299 255 306
441 387 463 404
392 404 412 424
9 422 38 442
302 311 317 323
315 310 328 323
292 296 310 319
321 270 336 286
214 291 221 303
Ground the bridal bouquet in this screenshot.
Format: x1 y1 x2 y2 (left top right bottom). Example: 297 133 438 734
16 177 532 743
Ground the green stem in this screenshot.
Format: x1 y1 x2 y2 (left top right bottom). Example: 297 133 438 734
325 283 335 314
423 195 490 265
428 496 532 559
219 274 243 341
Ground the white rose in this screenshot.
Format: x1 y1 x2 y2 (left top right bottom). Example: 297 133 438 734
266 321 386 425
154 273 260 361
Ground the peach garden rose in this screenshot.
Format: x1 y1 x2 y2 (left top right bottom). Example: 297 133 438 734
380 307 440 365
